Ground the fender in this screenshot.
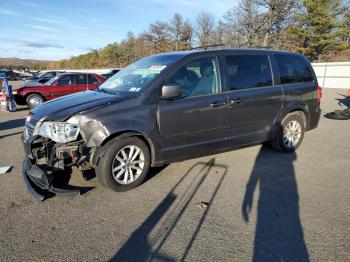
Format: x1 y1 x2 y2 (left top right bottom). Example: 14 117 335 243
68 110 161 166
91 131 157 167
275 100 309 128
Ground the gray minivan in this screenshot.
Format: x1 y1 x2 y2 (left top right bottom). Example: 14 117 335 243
22 49 321 199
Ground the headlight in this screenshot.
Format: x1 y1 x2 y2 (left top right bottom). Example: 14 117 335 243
39 122 80 143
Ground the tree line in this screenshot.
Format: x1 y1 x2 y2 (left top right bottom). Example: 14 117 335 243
47 0 350 69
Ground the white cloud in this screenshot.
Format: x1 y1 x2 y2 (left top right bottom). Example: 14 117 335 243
0 8 20 16
33 17 63 24
19 39 63 49
19 1 41 8
146 0 235 15
24 24 57 32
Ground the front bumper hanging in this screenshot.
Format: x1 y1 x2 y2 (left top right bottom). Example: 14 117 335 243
22 157 80 200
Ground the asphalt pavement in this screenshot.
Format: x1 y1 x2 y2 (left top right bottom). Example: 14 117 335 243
0 88 349 261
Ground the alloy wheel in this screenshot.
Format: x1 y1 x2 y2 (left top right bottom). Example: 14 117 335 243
283 120 302 148
111 145 145 185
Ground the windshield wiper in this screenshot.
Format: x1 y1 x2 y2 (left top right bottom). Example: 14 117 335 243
98 89 119 95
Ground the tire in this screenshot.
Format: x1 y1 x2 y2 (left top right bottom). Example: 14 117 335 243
26 94 44 109
324 109 350 120
95 136 150 192
270 112 305 153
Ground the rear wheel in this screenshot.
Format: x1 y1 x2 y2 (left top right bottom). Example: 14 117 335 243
270 112 305 153
26 94 44 109
95 136 150 192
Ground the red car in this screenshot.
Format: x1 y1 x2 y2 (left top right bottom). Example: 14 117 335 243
14 72 105 108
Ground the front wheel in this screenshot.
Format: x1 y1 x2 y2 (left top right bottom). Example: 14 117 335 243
270 112 305 153
95 136 150 192
26 94 44 109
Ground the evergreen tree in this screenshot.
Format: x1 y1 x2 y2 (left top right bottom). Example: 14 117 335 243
289 0 348 61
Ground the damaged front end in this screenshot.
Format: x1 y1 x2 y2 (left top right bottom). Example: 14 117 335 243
22 114 96 200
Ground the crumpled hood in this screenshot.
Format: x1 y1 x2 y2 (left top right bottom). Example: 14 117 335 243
31 90 123 121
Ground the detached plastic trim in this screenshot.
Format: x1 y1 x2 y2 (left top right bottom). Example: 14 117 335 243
22 157 80 200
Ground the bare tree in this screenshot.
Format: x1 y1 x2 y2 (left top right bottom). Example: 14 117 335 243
214 20 225 45
194 11 216 46
169 13 183 50
255 0 299 48
224 0 266 47
168 14 193 50
143 21 171 53
181 19 193 49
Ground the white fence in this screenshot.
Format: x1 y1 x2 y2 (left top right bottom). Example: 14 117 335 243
312 62 350 89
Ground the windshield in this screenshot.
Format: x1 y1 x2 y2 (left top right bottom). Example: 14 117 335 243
36 72 46 78
45 75 59 85
98 54 183 95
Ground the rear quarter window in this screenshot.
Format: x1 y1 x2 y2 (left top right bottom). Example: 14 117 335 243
225 55 273 90
275 54 314 84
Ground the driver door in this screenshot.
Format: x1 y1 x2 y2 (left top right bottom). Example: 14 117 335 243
49 75 75 99
157 56 230 161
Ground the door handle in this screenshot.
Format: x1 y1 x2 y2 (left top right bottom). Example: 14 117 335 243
229 98 242 105
210 101 227 107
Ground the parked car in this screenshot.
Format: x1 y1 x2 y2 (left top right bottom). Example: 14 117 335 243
101 69 121 79
14 72 105 108
0 70 11 79
21 49 321 199
24 71 65 85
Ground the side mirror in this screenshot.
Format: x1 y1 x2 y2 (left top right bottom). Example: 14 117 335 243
161 85 182 100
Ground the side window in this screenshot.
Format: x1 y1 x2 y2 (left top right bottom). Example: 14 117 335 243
58 75 72 86
166 57 220 97
53 72 62 77
75 74 87 84
275 55 314 84
225 55 272 90
88 74 98 84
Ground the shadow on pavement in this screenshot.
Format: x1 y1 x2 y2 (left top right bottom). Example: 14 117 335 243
0 131 22 139
242 145 309 261
111 158 228 262
0 118 25 131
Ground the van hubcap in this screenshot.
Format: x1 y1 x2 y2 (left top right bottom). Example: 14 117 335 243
283 120 302 148
112 145 145 185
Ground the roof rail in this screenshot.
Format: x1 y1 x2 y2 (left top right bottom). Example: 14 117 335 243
190 44 225 50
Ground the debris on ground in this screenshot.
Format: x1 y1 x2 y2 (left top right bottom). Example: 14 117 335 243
324 108 350 120
0 166 13 174
195 201 209 209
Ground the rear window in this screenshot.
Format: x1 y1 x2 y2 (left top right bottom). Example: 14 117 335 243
225 55 273 90
275 54 314 84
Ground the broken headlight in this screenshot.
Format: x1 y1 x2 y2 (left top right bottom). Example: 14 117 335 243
39 122 80 143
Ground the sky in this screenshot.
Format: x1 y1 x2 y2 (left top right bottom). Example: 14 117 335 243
0 0 237 61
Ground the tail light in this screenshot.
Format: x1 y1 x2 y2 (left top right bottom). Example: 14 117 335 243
317 85 322 103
